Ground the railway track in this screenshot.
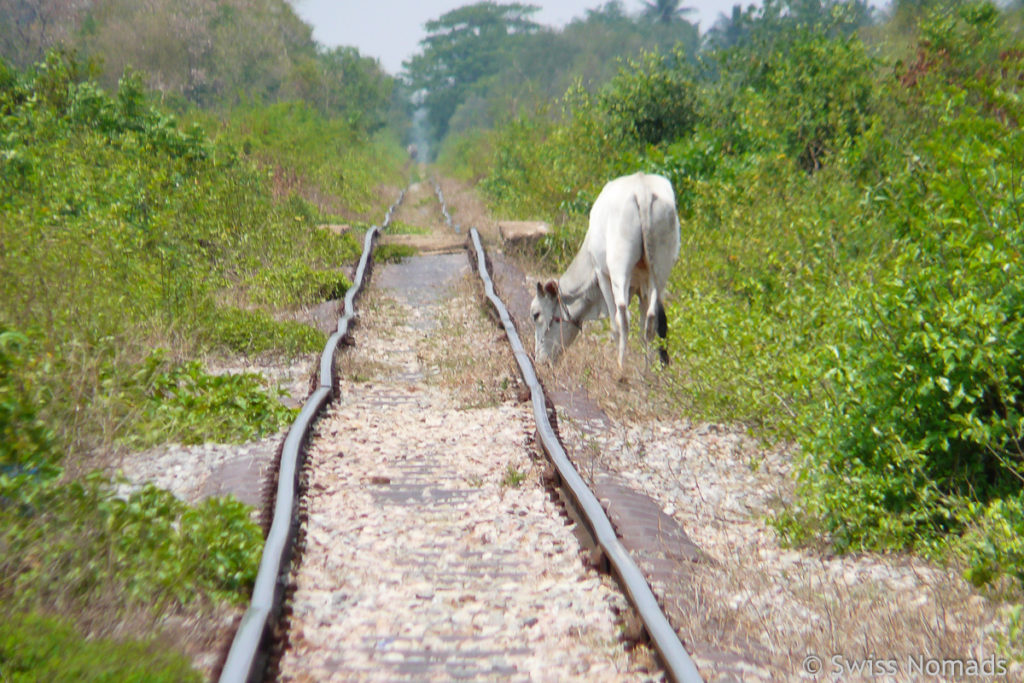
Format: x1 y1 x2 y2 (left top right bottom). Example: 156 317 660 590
218 179 703 682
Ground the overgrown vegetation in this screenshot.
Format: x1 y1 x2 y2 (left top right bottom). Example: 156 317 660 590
0 52 367 452
414 0 704 162
444 0 1024 601
1 327 262 678
1 611 201 682
1 37 403 677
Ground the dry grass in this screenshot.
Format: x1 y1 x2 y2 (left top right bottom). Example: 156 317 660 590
533 301 678 423
418 274 525 409
333 288 409 383
677 549 1007 678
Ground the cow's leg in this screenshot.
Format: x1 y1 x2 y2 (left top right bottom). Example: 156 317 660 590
596 271 618 342
611 275 632 369
606 217 643 370
636 282 652 340
644 278 660 342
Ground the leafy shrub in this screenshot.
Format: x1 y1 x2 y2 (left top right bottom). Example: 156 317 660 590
123 352 297 448
963 495 1024 589
707 30 876 171
0 47 400 678
599 48 698 147
223 100 405 216
0 51 387 454
0 331 59 482
209 306 325 356
247 263 351 308
790 57 1024 558
660 154 870 435
0 610 200 682
1 472 262 612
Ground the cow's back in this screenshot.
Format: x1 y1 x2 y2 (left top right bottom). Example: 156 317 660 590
589 173 679 282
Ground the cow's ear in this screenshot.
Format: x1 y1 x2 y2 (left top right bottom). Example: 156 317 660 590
535 281 545 297
544 280 558 297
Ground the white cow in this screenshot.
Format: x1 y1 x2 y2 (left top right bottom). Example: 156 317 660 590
530 172 680 369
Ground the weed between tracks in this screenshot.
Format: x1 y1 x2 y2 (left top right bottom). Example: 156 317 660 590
334 289 410 383
418 274 524 410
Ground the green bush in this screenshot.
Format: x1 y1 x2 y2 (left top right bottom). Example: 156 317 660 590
0 330 59 482
222 100 405 217
247 263 351 308
708 31 876 171
790 53 1024 557
0 46 402 681
0 51 386 454
598 48 698 147
963 495 1024 589
1 472 262 612
0 610 200 682
123 352 297 448
209 306 325 356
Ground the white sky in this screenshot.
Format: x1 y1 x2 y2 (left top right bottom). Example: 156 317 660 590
287 0 758 75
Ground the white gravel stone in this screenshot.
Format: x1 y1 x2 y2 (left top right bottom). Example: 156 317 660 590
277 258 659 682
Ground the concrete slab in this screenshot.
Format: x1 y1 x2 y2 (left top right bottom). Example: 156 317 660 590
497 220 549 245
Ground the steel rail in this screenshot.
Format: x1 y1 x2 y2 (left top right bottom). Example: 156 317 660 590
467 227 704 683
219 190 404 683
433 180 459 233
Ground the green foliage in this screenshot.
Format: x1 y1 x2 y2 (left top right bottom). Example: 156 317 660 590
2 0 404 134
1 471 262 612
405 2 542 143
430 0 702 158
208 306 325 356
0 41 401 682
706 0 873 52
0 610 200 682
791 44 1024 557
290 46 395 132
599 48 698 147
963 495 1024 588
248 263 351 308
0 331 59 482
0 52 385 453
223 100 405 216
704 29 877 170
123 352 297 448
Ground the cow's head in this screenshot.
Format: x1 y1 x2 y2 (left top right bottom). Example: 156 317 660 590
530 280 581 364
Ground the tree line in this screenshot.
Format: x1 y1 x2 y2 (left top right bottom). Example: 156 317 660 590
0 0 397 133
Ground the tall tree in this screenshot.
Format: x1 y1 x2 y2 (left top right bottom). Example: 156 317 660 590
641 0 695 25
288 46 393 132
404 2 540 145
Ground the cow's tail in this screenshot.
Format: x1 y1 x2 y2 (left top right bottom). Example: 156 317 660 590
656 300 669 365
636 187 655 270
637 184 671 366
